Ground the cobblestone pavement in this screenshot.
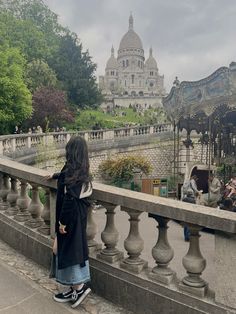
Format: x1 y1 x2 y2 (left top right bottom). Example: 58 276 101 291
0 239 133 314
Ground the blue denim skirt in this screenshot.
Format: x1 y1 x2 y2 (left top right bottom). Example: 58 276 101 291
55 258 90 286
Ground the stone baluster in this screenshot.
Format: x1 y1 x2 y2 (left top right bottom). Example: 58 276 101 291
0 140 3 155
49 189 57 237
14 181 31 222
86 201 101 254
0 173 3 205
0 174 10 211
38 189 50 235
148 214 175 284
5 177 19 216
120 207 147 273
97 202 123 263
11 138 16 152
180 224 207 297
25 185 43 228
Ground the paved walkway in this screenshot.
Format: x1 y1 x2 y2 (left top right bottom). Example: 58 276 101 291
0 240 133 314
0 211 216 314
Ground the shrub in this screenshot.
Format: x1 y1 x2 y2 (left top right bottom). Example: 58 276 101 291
99 155 152 187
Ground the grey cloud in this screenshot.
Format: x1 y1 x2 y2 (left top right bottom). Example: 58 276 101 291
44 0 236 91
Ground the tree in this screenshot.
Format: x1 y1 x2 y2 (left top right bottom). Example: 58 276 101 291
29 87 74 131
0 45 32 134
0 0 102 113
0 12 52 61
25 59 58 92
0 0 66 60
1 0 64 35
50 33 102 108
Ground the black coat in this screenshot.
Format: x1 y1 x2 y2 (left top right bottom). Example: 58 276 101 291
53 166 90 270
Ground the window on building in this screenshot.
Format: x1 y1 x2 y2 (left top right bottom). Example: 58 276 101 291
111 71 115 76
126 60 129 67
150 71 154 76
123 60 125 67
110 82 115 91
131 75 134 84
125 80 127 86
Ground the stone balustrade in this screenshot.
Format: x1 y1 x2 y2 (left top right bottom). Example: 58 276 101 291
0 123 172 156
0 157 235 314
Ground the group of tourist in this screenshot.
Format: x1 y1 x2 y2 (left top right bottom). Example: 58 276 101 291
181 173 236 240
182 173 236 210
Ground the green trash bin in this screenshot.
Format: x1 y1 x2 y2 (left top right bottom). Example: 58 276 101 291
160 178 168 197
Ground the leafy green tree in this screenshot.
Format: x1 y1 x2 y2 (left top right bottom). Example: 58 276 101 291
50 33 102 108
0 45 32 134
0 12 51 61
1 0 64 34
25 59 58 92
0 0 102 114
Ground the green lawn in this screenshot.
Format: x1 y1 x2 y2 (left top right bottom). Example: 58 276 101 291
68 107 168 131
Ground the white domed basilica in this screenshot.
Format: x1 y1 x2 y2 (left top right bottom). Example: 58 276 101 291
99 14 165 109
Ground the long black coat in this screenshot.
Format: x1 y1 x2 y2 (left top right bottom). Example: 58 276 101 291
53 166 90 270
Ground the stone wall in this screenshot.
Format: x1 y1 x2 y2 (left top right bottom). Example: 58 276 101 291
90 141 174 180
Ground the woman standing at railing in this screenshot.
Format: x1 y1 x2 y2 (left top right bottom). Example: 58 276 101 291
47 136 92 308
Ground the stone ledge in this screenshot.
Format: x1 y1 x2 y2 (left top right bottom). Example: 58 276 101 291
0 213 235 314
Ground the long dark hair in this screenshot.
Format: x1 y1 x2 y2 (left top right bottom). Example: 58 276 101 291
65 136 90 186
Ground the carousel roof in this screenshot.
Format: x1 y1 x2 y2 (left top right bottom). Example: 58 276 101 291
163 63 236 133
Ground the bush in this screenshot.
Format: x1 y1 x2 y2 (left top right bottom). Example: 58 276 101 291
99 155 152 187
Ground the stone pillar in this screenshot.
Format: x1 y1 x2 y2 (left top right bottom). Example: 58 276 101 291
215 231 236 308
86 202 101 254
148 214 175 285
49 189 57 238
97 202 123 263
45 134 54 146
0 140 3 155
84 132 89 141
179 224 207 297
38 189 50 235
120 207 147 273
5 177 19 216
14 181 31 222
0 175 10 211
0 173 3 204
129 128 134 136
66 133 71 143
25 185 43 228
26 136 31 149
11 138 16 152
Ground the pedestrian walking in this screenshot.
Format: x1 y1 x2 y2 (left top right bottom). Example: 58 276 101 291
46 136 92 308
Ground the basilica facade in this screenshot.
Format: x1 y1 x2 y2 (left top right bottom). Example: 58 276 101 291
99 14 165 109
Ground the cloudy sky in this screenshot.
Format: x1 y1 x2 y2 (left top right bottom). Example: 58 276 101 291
44 0 236 92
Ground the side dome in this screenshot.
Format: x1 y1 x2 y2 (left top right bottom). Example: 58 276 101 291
106 46 119 69
145 48 158 69
119 14 143 50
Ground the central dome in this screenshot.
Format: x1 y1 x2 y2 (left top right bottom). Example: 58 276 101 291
119 14 143 51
